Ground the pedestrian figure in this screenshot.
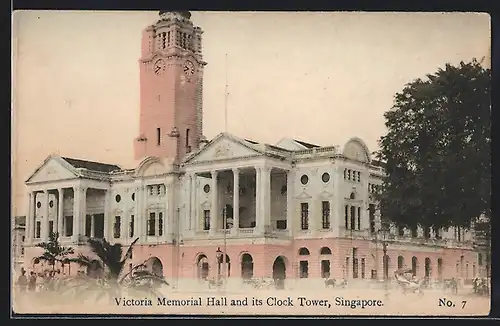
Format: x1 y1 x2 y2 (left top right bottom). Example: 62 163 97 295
17 268 28 292
28 271 37 292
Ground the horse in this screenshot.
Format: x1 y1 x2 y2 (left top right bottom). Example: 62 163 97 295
324 278 336 288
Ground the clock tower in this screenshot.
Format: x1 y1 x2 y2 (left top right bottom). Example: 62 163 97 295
134 11 206 163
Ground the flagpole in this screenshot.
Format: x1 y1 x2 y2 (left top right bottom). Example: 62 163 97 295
224 53 228 132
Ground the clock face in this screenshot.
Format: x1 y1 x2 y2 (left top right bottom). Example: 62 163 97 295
183 60 195 78
154 59 166 75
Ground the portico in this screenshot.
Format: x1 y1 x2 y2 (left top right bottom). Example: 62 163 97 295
182 133 296 240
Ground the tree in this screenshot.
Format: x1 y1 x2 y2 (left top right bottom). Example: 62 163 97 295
376 59 490 232
63 237 169 302
34 232 75 270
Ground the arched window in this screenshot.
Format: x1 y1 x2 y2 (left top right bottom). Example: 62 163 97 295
298 247 310 256
320 247 332 255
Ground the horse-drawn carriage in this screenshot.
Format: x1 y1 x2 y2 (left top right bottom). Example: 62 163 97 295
394 269 425 295
472 278 489 296
324 278 348 289
243 278 275 289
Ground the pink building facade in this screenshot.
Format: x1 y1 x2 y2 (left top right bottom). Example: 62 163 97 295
22 11 480 286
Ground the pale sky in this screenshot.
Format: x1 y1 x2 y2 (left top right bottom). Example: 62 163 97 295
11 11 490 216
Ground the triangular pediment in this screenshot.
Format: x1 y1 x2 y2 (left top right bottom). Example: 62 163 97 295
296 190 312 200
26 156 78 184
184 133 264 164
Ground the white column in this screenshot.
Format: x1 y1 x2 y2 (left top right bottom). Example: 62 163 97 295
43 190 50 240
286 170 294 236
255 167 262 231
193 176 199 232
232 168 240 235
26 192 33 245
90 214 95 238
132 186 140 241
81 188 88 241
57 188 64 237
210 170 218 235
263 167 271 231
72 186 81 242
187 174 193 231
167 183 176 243
103 190 110 240
142 185 148 242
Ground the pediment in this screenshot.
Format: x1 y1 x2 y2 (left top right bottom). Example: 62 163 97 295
296 191 312 200
135 157 169 177
26 157 78 184
186 134 262 164
343 138 370 163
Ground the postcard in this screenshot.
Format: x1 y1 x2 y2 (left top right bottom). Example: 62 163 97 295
11 10 491 316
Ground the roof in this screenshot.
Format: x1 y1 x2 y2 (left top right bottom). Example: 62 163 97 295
293 139 320 149
371 159 387 168
61 157 121 173
244 138 259 145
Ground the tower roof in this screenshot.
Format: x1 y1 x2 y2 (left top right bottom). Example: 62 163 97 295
158 11 191 20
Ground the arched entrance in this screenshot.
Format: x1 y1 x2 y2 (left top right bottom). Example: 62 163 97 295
411 256 418 277
145 257 164 277
383 255 391 279
196 254 209 280
241 253 254 279
397 256 405 269
424 257 431 278
272 256 286 280
437 258 443 279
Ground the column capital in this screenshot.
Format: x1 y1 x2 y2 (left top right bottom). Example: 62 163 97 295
232 168 240 174
210 170 218 177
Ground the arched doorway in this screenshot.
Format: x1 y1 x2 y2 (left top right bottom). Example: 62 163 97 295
241 253 254 279
437 258 443 279
222 254 231 277
411 256 418 277
319 247 332 278
397 256 405 269
196 254 209 280
272 256 286 280
145 257 164 277
383 255 391 279
424 257 431 278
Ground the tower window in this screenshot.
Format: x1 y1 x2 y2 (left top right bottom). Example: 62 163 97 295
186 128 191 152
162 32 166 49
167 31 171 47
157 128 161 146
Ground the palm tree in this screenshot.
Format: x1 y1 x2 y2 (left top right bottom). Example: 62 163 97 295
34 232 75 272
64 237 169 303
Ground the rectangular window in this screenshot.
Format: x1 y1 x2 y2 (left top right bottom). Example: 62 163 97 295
411 226 418 238
345 205 349 229
322 201 330 229
300 203 309 230
350 206 356 230
156 127 161 146
186 128 191 153
148 212 156 236
357 206 361 230
65 216 73 236
276 220 287 230
321 260 331 278
299 261 309 278
203 210 210 230
130 215 135 238
347 170 351 180
85 215 92 237
345 257 350 279
353 258 359 279
361 258 366 279
114 216 121 239
49 221 54 235
158 212 163 236
357 171 361 182
369 204 375 233
35 221 41 239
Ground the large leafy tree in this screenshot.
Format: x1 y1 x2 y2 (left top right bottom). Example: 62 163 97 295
376 59 490 233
